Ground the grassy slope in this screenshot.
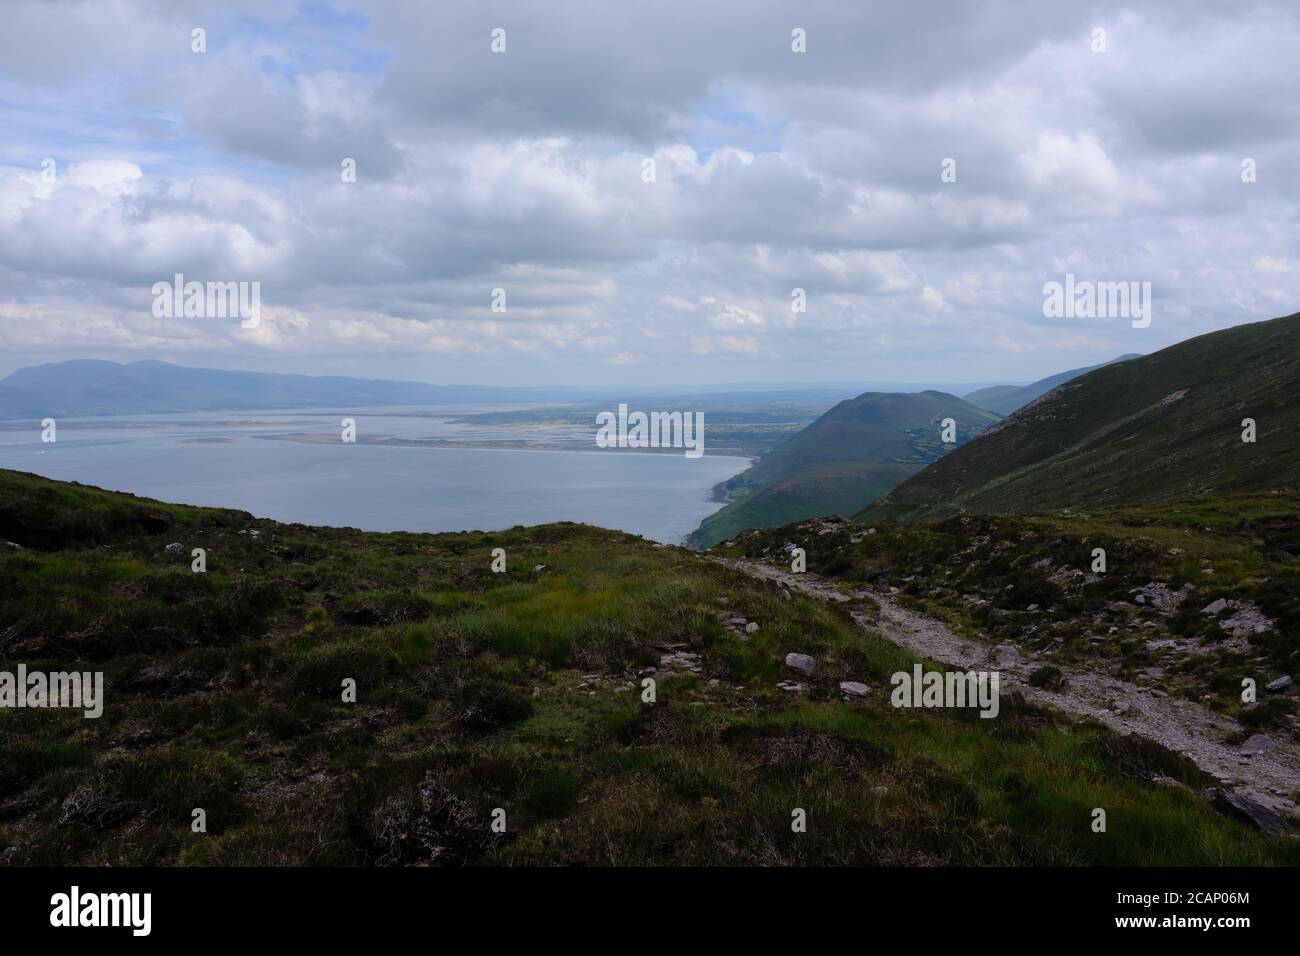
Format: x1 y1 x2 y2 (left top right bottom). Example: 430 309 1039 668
863 313 1300 523
1 469 1296 865
691 391 1000 549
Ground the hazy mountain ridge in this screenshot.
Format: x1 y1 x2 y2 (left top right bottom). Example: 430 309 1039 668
962 354 1141 415
0 360 493 417
0 359 1033 421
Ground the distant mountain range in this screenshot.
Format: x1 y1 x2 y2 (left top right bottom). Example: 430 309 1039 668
688 391 999 548
962 354 1140 416
863 312 1300 522
0 359 534 417
0 358 1056 420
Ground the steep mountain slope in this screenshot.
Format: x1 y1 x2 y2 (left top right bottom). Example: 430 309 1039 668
963 354 1140 415
690 391 999 547
863 312 1300 522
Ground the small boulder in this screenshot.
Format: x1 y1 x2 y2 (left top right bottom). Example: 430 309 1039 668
1205 788 1287 835
164 542 185 555
839 681 870 697
1265 675 1292 692
784 653 816 677
1202 597 1228 615
744 622 760 635
1240 734 1276 756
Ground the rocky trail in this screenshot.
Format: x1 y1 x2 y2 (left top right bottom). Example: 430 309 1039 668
714 556 1300 831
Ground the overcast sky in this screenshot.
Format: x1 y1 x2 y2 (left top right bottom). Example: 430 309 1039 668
1 0 1297 386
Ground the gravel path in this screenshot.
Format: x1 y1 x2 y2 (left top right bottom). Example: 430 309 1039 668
716 556 1300 818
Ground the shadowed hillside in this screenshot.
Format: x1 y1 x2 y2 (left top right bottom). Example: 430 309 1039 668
690 391 999 548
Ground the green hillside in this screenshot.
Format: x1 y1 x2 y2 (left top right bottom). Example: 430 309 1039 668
690 391 999 548
863 313 1300 523
2 468 1293 866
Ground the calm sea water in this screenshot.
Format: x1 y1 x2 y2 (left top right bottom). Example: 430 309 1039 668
0 406 746 544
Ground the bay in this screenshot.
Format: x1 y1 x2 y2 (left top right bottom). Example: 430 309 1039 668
0 406 746 545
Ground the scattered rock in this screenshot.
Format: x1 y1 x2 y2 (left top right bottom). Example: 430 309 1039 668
784 653 816 677
1 847 16 864
1220 602 1275 638
1147 582 1190 608
839 681 870 697
1202 597 1229 615
781 589 791 601
1265 675 1292 692
1240 734 1276 756
164 542 184 555
776 680 805 692
991 643 1023 665
1205 788 1287 835
532 564 547 574
1048 566 1082 586
744 622 760 635
659 650 702 673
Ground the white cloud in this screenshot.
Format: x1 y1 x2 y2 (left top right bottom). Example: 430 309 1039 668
0 0 1297 384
